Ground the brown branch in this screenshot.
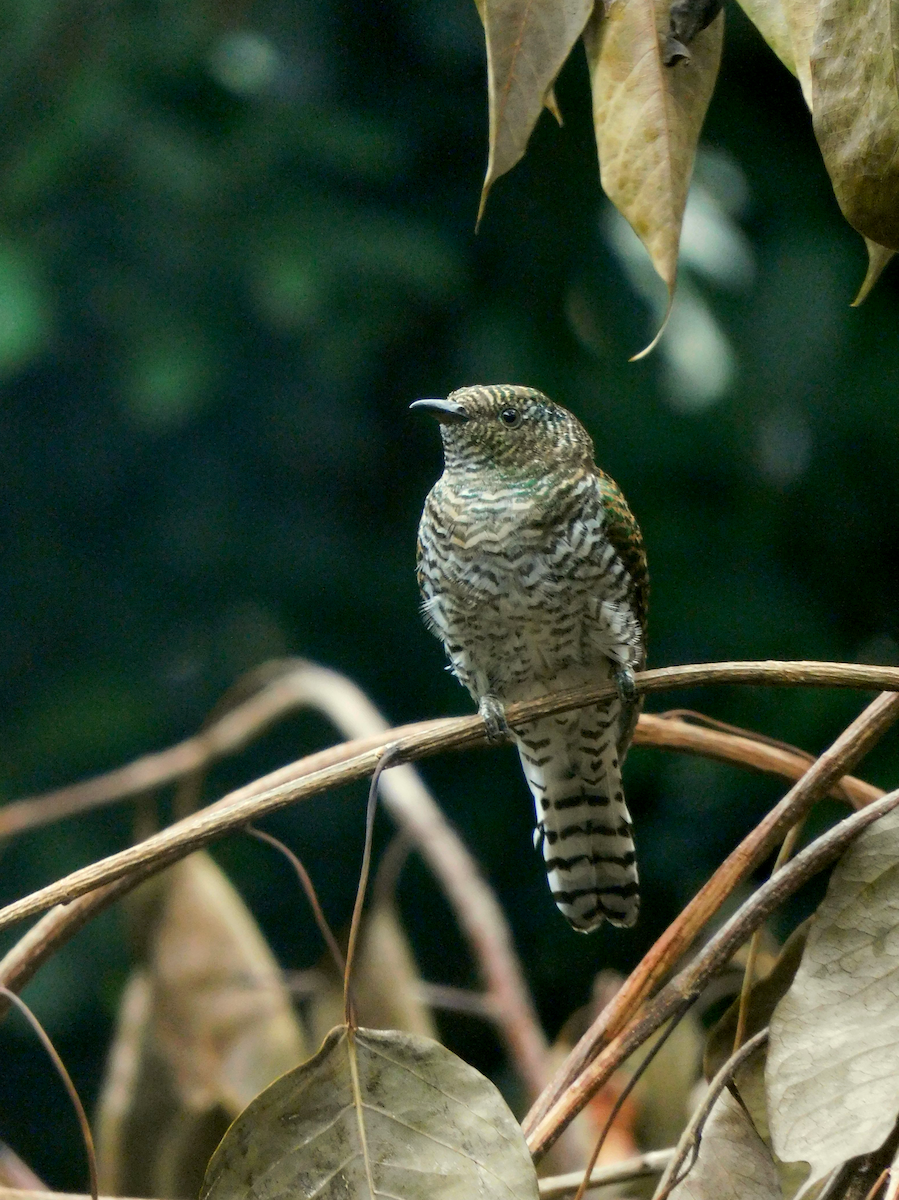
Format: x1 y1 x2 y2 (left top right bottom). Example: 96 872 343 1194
524 690 899 1157
1 663 897 1100
0 664 556 1115
0 666 895 989
2 660 894 841
0 1149 46 1191
538 1149 674 1199
3 659 894 940
533 784 899 1162
634 714 883 810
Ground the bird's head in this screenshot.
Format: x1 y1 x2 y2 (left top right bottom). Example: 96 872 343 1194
410 384 594 478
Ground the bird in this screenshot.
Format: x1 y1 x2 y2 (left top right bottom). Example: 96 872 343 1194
412 384 648 932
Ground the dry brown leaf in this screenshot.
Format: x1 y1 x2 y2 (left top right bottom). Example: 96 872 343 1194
767 805 899 1193
667 1086 781 1200
779 0 817 107
734 0 796 78
730 1043 810 1200
811 0 899 251
478 0 595 220
95 852 307 1196
309 900 438 1047
704 921 809 1081
202 1025 540 1200
853 239 897 305
584 0 723 300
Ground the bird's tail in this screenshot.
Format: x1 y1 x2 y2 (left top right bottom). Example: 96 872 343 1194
516 700 639 932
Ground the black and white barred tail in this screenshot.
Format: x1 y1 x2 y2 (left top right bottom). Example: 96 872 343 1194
518 701 639 931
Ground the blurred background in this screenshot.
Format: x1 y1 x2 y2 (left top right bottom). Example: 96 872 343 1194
0 0 898 1187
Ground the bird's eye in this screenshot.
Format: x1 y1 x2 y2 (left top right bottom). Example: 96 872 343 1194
499 408 522 428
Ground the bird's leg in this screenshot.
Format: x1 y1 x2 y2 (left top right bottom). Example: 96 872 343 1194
479 693 512 744
614 664 638 705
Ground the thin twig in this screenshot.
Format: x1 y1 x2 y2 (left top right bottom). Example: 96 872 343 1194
0 989 98 1200
538 1149 674 1199
527 781 899 1160
2 665 895 940
1 660 893 840
249 664 555 1110
0 1193 146 1200
344 746 397 1028
862 1168 891 1200
524 690 899 1154
247 827 345 975
0 665 553 1111
573 1013 688 1200
733 819 804 1053
653 1028 769 1200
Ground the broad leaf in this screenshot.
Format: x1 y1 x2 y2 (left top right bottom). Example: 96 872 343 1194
811 0 899 250
733 0 796 79
853 240 896 306
309 901 438 1047
584 0 723 297
202 1025 540 1200
704 922 809 1080
667 1086 781 1200
737 0 895 301
780 0 818 107
96 853 306 1196
732 1043 810 1200
767 806 899 1193
478 0 595 219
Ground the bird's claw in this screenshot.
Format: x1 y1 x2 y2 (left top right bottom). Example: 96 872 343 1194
479 694 512 744
614 665 638 705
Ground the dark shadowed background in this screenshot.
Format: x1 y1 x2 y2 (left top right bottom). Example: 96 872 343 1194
1 0 898 1186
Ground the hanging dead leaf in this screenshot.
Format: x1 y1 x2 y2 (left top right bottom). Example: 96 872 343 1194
202 1025 540 1200
811 0 899 250
779 0 817 107
731 1041 810 1200
733 0 797 79
744 1 895 298
666 1085 781 1200
704 920 809 1081
584 0 723 307
478 0 595 221
766 805 899 1194
852 240 896 306
96 852 307 1197
309 900 438 1048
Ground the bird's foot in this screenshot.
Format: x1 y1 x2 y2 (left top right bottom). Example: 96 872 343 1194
479 694 512 744
614 665 638 705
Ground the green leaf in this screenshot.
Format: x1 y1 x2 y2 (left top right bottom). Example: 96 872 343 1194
766 805 899 1193
202 1025 540 1200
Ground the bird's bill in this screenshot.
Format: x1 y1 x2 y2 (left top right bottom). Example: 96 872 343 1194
409 397 469 424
